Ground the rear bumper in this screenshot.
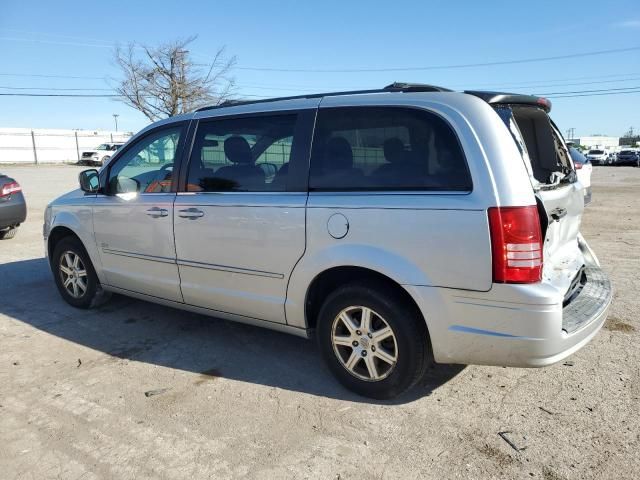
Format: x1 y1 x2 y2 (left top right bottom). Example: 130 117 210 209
405 260 612 368
0 193 27 229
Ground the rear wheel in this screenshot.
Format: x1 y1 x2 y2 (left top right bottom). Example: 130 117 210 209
0 227 18 240
317 282 431 399
52 237 100 308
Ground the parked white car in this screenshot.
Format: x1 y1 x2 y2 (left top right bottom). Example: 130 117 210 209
44 84 612 399
585 149 609 165
80 142 124 166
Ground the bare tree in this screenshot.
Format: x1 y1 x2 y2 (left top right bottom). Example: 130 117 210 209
113 37 236 121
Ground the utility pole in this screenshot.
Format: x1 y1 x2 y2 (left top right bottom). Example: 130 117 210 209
565 128 576 141
112 114 119 132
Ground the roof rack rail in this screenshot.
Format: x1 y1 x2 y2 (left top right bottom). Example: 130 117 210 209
195 82 451 112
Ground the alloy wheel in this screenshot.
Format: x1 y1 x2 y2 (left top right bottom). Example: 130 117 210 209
59 251 88 299
331 306 398 382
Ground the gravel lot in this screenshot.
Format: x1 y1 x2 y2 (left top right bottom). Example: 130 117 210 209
0 165 638 480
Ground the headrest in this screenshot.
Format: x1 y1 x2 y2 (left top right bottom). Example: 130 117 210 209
224 136 253 164
383 138 405 164
324 137 353 170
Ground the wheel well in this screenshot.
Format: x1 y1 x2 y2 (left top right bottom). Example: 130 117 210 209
48 226 80 263
305 266 426 331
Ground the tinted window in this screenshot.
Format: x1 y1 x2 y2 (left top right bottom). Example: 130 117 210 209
569 147 587 164
187 115 296 192
108 126 182 194
308 107 470 191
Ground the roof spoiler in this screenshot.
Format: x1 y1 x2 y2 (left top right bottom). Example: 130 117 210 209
465 90 552 113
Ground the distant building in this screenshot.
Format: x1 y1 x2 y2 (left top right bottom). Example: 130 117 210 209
567 136 620 150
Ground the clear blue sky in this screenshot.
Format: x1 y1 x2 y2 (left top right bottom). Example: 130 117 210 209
1 0 639 137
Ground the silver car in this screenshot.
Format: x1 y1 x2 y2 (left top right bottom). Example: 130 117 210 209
44 83 612 399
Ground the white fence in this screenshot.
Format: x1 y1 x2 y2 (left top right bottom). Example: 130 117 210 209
0 128 133 164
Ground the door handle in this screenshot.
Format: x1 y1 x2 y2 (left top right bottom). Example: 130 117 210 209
178 208 205 219
145 207 168 218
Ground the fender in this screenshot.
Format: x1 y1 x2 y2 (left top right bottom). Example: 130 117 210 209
285 243 433 329
47 200 105 284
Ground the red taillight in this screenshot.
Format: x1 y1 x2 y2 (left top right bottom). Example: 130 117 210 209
0 181 21 197
488 206 543 284
574 162 583 170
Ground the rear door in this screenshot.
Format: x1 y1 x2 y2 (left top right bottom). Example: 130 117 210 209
494 105 585 293
173 110 314 324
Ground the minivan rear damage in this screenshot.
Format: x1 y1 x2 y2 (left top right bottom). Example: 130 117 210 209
45 85 613 398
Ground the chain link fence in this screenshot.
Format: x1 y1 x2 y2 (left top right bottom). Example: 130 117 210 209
0 129 133 164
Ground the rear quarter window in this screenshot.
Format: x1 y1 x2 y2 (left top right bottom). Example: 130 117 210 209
308 107 471 191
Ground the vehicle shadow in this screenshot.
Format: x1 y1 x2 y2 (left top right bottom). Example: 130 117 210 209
0 257 464 404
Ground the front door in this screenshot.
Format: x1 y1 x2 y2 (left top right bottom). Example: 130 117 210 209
173 112 310 324
93 124 187 302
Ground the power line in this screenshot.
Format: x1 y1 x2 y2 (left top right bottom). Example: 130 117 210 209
0 85 113 91
2 86 640 99
0 93 122 97
0 72 106 80
546 89 640 98
537 85 640 95
235 46 640 72
0 36 113 49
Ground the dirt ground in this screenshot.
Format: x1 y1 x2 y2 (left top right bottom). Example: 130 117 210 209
0 165 638 480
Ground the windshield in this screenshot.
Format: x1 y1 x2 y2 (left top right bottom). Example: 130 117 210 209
588 150 604 155
96 144 109 150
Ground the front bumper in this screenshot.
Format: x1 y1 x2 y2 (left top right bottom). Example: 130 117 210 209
406 260 612 368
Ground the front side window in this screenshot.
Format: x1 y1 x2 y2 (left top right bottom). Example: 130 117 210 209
186 115 296 192
309 107 471 191
107 126 182 195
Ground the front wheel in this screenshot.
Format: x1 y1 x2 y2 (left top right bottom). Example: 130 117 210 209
52 237 100 308
317 282 431 399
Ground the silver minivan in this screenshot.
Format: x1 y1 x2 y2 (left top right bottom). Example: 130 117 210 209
44 83 612 399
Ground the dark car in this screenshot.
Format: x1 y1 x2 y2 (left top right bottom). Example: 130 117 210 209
616 150 640 167
0 173 27 239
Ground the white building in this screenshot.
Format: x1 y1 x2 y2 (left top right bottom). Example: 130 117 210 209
568 136 620 151
0 128 132 164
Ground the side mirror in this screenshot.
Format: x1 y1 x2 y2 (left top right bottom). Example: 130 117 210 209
79 169 100 193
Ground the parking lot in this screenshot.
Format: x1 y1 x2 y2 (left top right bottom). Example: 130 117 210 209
0 164 638 479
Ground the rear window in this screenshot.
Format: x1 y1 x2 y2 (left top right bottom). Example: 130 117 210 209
186 114 296 192
308 107 471 191
589 150 604 155
494 105 573 186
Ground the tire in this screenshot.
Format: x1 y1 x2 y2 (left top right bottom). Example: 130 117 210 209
316 282 431 399
51 236 100 309
0 227 18 240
